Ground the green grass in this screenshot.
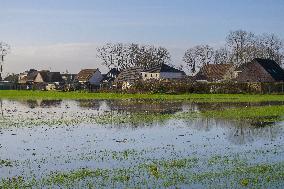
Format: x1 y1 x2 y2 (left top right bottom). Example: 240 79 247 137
1 157 283 188
203 105 284 122
0 90 284 102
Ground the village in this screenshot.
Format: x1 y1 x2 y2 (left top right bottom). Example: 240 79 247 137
0 57 283 94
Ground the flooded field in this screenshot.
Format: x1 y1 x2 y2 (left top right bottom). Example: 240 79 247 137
0 99 283 188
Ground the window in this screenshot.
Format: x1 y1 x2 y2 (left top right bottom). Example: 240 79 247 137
145 74 147 77
151 74 152 77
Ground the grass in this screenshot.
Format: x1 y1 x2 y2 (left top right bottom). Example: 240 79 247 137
203 105 284 123
0 90 284 102
1 157 283 188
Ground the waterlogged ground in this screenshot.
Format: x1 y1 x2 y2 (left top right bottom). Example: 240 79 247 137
0 99 283 188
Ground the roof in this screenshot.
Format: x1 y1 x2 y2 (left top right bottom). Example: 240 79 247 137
26 70 39 81
195 64 234 82
38 71 63 83
143 64 185 74
76 69 98 82
114 67 143 83
107 68 120 77
254 58 284 81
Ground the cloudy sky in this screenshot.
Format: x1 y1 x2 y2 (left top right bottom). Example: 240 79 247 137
1 0 284 75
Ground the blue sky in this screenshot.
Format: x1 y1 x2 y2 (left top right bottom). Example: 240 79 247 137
1 0 284 74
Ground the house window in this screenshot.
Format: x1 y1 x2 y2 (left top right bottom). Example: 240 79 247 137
145 74 147 77
151 74 152 77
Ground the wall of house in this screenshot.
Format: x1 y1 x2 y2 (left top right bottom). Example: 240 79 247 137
160 72 184 79
89 70 103 86
236 63 275 82
34 73 44 83
141 72 160 80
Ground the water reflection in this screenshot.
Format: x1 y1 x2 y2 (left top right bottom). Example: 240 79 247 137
0 99 283 146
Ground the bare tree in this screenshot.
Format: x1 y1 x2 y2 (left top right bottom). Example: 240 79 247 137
214 47 231 64
97 43 171 70
0 42 11 80
183 45 214 73
226 30 256 65
258 33 284 65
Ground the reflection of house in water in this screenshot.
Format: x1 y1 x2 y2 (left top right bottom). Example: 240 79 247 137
75 99 186 114
76 100 102 111
106 100 184 114
21 100 62 108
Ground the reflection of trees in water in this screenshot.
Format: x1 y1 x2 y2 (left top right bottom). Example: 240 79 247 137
196 101 284 112
228 122 282 145
21 100 62 108
183 117 282 145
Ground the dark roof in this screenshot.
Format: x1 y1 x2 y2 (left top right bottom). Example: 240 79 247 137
107 68 120 77
114 67 143 83
39 71 63 83
195 64 234 82
26 70 38 81
143 64 185 74
254 58 284 81
76 69 98 82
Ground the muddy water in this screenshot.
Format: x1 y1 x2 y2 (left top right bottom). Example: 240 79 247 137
0 99 283 180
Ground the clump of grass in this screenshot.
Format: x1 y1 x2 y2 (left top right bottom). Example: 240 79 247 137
1 158 283 188
203 105 284 123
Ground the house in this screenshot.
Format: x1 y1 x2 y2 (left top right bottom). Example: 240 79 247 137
141 64 185 80
234 58 284 83
114 67 143 89
18 69 38 84
34 71 63 84
61 73 77 84
76 69 103 86
101 68 121 87
194 64 234 82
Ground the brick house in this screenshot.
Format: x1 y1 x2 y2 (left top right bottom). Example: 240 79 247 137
114 67 143 90
194 64 234 82
234 58 284 82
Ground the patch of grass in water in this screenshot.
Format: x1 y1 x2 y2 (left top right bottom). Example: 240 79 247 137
203 105 284 123
1 157 283 188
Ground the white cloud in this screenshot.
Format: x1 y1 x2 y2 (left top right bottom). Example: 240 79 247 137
3 42 190 76
4 43 105 76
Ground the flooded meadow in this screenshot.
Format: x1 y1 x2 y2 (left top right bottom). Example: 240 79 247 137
0 99 283 188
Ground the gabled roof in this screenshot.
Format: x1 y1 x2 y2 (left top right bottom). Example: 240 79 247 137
38 71 63 83
253 58 284 81
76 69 98 82
143 63 185 74
114 67 143 83
107 68 120 77
195 64 234 82
26 70 38 82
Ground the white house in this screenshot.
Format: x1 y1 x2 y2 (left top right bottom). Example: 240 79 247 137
141 64 185 80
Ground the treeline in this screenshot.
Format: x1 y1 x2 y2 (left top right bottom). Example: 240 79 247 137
97 30 284 73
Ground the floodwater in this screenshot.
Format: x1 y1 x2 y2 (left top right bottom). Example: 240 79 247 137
0 99 283 187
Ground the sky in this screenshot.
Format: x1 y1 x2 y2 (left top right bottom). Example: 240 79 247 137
1 0 284 75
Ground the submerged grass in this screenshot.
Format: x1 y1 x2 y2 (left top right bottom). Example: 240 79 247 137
0 90 284 102
1 157 283 188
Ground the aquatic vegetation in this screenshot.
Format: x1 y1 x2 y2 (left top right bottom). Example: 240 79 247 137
0 159 13 167
203 105 284 123
1 157 283 188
